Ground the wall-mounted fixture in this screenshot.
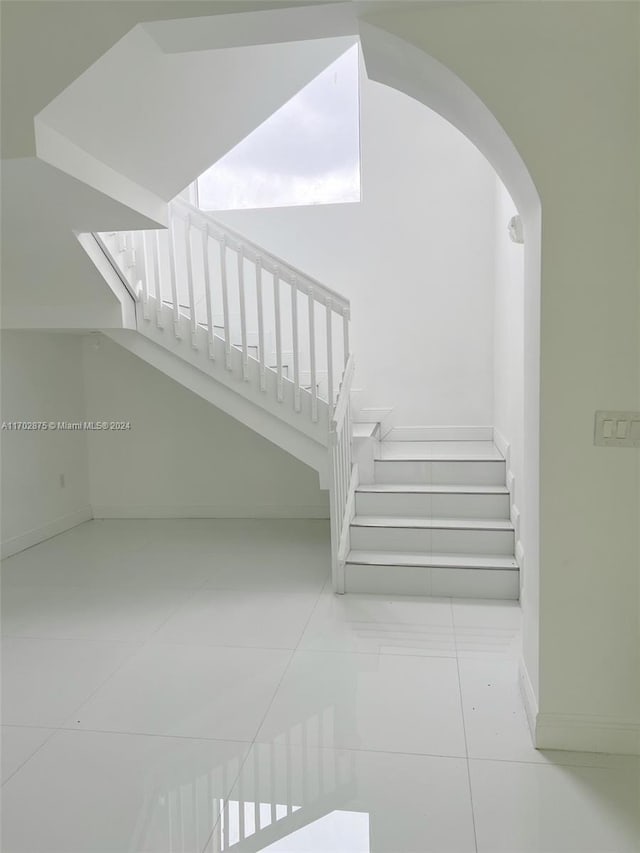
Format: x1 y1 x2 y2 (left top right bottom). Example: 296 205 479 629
508 214 524 244
594 410 640 447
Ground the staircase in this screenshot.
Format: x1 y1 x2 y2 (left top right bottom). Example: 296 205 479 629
85 201 519 601
346 437 518 598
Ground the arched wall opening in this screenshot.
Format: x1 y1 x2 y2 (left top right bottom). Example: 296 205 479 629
356 22 542 721
222 18 541 727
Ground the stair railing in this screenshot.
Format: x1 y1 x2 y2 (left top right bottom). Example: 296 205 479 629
329 354 356 593
105 199 351 420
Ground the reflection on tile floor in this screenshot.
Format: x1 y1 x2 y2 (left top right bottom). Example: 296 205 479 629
1 520 639 853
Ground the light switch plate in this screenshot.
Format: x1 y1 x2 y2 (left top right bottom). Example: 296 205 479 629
594 411 640 447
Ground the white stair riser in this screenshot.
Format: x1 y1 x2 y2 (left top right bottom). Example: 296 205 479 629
345 564 519 598
349 525 514 554
355 492 510 519
374 459 506 486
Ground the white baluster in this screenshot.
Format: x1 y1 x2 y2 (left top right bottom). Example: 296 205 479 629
256 259 266 392
253 743 260 839
326 298 334 409
153 231 164 328
123 232 134 271
274 270 283 402
131 232 143 304
184 217 198 348
202 226 215 359
168 214 181 338
308 287 318 422
329 432 339 590
338 428 344 525
238 248 249 381
220 237 232 370
291 278 301 412
141 232 152 320
342 308 350 367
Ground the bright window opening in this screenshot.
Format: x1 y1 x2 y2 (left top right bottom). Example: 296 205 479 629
196 44 361 211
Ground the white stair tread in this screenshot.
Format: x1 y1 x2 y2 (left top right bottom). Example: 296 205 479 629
357 483 509 495
352 515 515 531
377 441 503 461
352 422 378 439
347 550 519 570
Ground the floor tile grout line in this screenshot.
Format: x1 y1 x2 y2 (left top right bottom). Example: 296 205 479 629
452 596 479 853
0 727 59 788
0 723 640 773
52 641 148 735
134 581 212 648
4 721 635 771
199 573 329 852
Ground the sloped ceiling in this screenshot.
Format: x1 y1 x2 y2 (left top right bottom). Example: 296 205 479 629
35 16 357 202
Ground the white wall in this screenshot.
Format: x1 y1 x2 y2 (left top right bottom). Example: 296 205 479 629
82 335 328 519
0 332 91 556
492 180 525 570
216 67 497 428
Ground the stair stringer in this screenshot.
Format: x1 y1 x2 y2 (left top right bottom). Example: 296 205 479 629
104 311 330 480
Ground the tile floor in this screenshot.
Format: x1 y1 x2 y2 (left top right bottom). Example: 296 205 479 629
1 519 639 853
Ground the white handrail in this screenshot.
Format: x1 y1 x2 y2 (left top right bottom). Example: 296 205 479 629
171 197 350 314
95 212 351 413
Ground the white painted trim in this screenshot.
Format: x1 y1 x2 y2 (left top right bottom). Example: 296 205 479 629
518 657 539 743
91 505 329 519
1 507 93 559
515 540 525 596
511 503 521 539
520 657 640 755
76 233 137 329
493 427 509 459
357 407 394 435
535 713 640 756
386 426 493 442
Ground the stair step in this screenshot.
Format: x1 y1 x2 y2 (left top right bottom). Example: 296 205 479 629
374 459 506 486
344 552 519 598
350 516 514 554
347 550 518 569
377 440 503 461
355 488 510 520
352 515 514 531
357 483 508 494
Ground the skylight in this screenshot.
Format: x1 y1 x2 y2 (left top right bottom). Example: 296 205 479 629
196 44 361 211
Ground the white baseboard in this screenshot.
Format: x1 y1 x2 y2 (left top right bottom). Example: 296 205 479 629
519 658 640 755
385 425 493 442
1 507 93 559
91 505 330 519
536 712 640 756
